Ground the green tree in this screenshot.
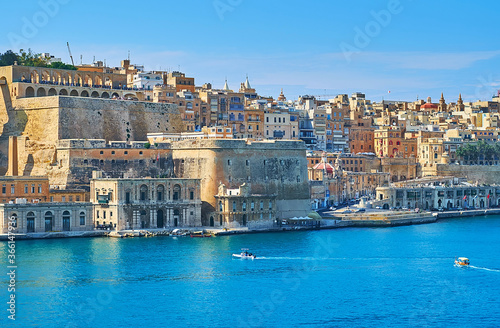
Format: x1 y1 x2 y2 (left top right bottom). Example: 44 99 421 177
49 61 77 70
17 49 50 67
0 50 19 66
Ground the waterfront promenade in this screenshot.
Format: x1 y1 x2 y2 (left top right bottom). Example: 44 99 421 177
2 208 500 240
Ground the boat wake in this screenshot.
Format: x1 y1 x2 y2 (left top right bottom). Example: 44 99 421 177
469 265 500 272
257 257 321 261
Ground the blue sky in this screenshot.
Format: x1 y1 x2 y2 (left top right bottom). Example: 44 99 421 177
2 0 500 102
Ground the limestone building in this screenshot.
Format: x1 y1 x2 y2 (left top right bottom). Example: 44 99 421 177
376 180 500 210
90 176 202 230
172 139 309 225
0 65 183 175
214 183 277 228
0 202 93 234
8 137 174 190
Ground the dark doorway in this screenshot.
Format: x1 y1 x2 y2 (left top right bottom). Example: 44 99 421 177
27 212 35 233
157 210 164 228
45 212 53 232
174 209 180 227
209 216 214 227
62 211 71 231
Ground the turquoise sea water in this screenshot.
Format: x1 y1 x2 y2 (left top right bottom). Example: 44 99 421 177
1 215 500 328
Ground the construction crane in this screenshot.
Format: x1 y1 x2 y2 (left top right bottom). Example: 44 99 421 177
66 42 74 66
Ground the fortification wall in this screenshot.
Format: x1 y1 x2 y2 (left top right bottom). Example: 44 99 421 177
424 164 500 184
56 97 183 141
172 139 310 221
0 94 183 175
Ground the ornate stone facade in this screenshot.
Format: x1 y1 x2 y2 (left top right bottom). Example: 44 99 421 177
90 176 201 230
0 202 93 234
214 183 277 228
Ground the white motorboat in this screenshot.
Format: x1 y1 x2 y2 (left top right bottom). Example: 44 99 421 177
233 249 256 259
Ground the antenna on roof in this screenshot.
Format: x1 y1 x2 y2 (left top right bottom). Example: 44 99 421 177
80 55 82 65
128 50 130 61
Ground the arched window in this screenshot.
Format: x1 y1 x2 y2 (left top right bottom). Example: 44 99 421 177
219 201 223 212
260 201 264 210
242 201 247 211
232 201 237 212
44 211 53 232
62 211 71 231
157 185 164 201
140 185 148 201
173 185 181 200
79 212 86 225
27 212 35 233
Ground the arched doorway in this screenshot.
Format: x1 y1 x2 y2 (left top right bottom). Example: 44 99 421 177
425 201 429 210
480 199 485 208
102 92 110 98
48 88 57 96
26 86 35 97
70 90 79 96
37 88 46 97
219 215 223 226
447 201 452 209
157 210 164 228
242 214 247 226
59 89 68 95
209 216 214 227
81 90 89 97
438 199 442 208
173 209 180 227
27 212 35 233
91 91 99 98
62 211 71 231
45 211 53 232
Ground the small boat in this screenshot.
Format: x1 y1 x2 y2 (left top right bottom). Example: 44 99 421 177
455 257 470 267
190 231 213 238
233 248 256 259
